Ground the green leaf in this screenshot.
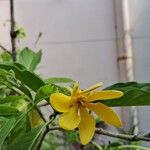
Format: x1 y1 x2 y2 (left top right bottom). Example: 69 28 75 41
114 145 150 150
0 95 26 104
44 77 74 84
0 107 33 149
15 27 26 39
0 63 44 91
51 84 71 96
0 117 16 145
101 82 150 107
7 124 45 150
40 132 63 150
0 51 12 63
17 47 42 72
0 69 11 77
28 108 44 128
35 84 71 104
0 105 20 115
7 115 30 147
35 85 55 103
13 62 27 70
65 131 79 142
106 142 122 150
11 99 28 111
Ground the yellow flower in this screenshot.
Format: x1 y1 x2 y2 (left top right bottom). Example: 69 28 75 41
50 82 123 145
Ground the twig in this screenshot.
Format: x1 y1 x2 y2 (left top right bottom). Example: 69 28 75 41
38 102 49 107
10 0 17 61
95 128 150 142
91 141 103 150
34 107 47 123
47 127 150 143
0 44 11 55
48 127 62 132
34 32 42 48
36 126 49 150
142 133 150 138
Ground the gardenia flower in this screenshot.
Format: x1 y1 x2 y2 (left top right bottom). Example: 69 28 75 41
50 82 123 145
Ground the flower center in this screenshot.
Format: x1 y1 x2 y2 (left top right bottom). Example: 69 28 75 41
76 96 87 107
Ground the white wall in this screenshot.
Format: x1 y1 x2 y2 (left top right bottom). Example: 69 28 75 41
0 0 119 88
131 0 150 134
132 0 150 82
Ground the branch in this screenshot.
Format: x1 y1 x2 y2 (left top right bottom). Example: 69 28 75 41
0 44 11 55
95 128 150 142
47 127 150 143
34 106 47 123
38 102 49 107
10 0 17 61
34 32 42 48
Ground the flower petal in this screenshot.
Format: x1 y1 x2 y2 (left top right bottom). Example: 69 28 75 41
72 82 80 97
86 103 122 127
59 105 81 130
50 93 72 112
87 90 123 102
81 82 103 94
78 107 95 145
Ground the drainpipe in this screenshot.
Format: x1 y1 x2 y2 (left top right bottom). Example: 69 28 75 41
113 0 139 135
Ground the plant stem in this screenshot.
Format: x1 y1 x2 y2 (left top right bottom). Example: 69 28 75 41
34 107 47 123
29 118 54 150
95 128 150 142
36 113 57 150
10 0 16 62
0 44 11 55
36 127 49 150
34 32 42 48
38 102 49 107
47 127 150 143
91 141 103 150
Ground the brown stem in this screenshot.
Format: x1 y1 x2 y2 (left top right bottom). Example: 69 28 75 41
34 32 42 48
36 126 49 150
34 107 47 123
95 128 150 142
38 102 49 107
10 0 16 62
48 127 150 143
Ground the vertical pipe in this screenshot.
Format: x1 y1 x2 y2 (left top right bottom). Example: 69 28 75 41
113 0 139 135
